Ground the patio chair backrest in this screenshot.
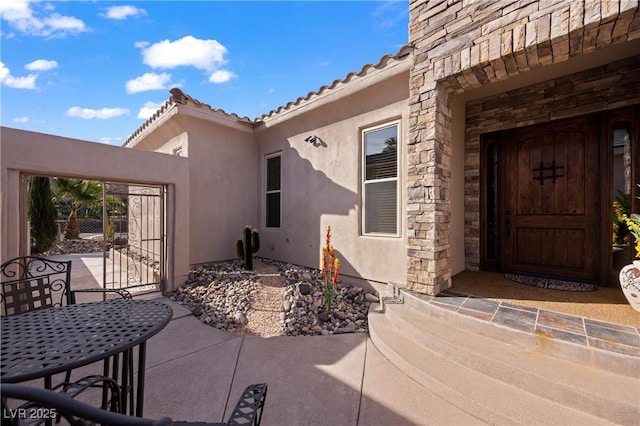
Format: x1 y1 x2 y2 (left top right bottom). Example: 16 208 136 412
1 383 173 426
0 256 72 316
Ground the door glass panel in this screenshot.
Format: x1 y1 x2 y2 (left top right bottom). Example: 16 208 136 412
612 124 633 278
485 141 498 261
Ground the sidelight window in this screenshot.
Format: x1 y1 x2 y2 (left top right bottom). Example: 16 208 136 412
265 153 281 228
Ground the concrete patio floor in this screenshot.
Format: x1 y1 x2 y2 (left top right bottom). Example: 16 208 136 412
136 297 471 426
45 253 638 425
51 295 473 425
50 253 474 424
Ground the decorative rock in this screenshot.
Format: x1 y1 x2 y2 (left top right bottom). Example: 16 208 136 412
43 239 105 256
172 257 373 337
317 311 329 322
339 323 357 333
365 293 379 302
297 283 312 295
333 311 346 320
234 312 246 324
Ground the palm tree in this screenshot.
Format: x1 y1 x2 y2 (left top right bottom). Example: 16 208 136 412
382 136 397 153
54 179 103 240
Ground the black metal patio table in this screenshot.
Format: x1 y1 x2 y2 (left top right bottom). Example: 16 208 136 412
1 299 173 417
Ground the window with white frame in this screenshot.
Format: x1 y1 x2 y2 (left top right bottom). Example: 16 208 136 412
362 121 399 235
265 153 281 228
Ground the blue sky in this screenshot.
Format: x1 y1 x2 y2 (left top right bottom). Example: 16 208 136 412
1 1 409 145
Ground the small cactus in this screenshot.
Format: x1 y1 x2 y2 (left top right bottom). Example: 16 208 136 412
236 226 260 270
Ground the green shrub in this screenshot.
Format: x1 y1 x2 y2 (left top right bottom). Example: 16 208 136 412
28 176 58 253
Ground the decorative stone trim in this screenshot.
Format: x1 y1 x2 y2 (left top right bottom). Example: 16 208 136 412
407 0 640 295
463 55 640 270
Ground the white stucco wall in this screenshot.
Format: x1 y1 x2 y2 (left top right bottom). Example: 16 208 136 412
0 126 190 292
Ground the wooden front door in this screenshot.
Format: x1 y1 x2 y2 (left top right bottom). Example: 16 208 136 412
501 116 600 281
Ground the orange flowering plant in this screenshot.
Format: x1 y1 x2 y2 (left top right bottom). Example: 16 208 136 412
321 226 340 313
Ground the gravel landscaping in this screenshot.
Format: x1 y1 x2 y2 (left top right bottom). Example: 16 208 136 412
43 239 105 255
39 240 379 337
171 257 379 337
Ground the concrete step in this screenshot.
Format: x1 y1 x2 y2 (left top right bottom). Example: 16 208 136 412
399 289 640 377
368 294 640 425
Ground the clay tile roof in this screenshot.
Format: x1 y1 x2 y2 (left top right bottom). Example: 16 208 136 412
123 88 253 147
255 44 413 121
123 45 413 146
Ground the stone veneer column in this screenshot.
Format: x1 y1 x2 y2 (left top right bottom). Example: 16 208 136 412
406 64 453 294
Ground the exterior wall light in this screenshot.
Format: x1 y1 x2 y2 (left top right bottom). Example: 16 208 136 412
304 135 327 147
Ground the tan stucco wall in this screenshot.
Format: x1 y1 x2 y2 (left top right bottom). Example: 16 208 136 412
128 105 258 265
124 55 411 287
181 115 258 264
255 68 410 286
0 126 190 292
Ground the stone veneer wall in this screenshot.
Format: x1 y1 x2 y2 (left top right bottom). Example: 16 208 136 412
464 54 640 270
408 0 640 295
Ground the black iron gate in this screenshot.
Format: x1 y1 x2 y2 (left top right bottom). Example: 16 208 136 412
103 182 166 295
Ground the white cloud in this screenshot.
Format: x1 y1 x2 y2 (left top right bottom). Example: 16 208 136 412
25 59 58 71
137 101 163 119
209 69 236 84
138 36 237 85
0 62 9 80
268 88 275 94
43 14 85 33
66 106 129 119
372 1 408 30
0 0 87 37
139 35 228 72
125 72 172 94
13 116 29 123
102 5 147 20
0 0 32 22
0 61 37 89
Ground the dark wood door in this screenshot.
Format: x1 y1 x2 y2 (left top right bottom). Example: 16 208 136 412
502 116 600 281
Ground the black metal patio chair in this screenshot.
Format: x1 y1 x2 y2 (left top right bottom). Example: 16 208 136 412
1 382 269 426
0 255 132 316
0 256 133 393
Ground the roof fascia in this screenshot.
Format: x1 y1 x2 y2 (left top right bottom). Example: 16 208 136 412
177 103 255 133
124 104 180 148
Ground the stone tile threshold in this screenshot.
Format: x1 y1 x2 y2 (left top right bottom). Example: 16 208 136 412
410 289 640 358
